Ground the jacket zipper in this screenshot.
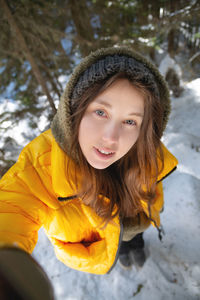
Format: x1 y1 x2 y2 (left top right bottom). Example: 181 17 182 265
157 166 177 183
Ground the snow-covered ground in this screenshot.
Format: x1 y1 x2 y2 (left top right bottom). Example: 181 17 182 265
1 78 200 300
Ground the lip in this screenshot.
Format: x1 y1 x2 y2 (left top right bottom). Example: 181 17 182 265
94 147 115 160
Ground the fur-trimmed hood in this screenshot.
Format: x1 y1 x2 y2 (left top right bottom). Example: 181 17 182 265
51 46 170 158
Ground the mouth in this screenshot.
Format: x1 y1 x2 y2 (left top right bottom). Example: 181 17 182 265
94 147 115 159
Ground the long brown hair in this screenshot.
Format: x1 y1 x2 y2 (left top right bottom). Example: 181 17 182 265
68 72 164 223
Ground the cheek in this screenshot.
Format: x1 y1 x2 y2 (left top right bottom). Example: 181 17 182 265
78 119 87 146
121 130 140 153
78 115 96 146
79 114 102 137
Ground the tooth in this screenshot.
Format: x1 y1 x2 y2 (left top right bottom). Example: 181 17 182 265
99 149 112 155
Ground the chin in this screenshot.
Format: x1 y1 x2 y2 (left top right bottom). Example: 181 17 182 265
88 160 113 170
91 164 110 170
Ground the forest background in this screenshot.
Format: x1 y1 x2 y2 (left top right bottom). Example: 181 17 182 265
0 0 200 177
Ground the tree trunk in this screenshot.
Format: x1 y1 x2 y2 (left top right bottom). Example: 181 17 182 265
1 0 57 114
167 27 173 55
167 0 178 57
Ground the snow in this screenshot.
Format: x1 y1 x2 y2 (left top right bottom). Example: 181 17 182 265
0 98 50 161
159 54 182 79
1 78 200 299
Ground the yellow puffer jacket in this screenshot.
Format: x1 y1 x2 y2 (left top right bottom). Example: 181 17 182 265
0 129 178 274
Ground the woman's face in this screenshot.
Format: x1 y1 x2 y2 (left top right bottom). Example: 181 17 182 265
78 79 144 169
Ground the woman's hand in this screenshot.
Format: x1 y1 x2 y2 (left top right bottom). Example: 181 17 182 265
0 247 54 300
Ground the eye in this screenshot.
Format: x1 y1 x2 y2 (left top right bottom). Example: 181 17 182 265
95 109 106 117
124 119 136 126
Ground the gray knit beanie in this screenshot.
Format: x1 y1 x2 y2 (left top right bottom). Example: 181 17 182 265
70 55 160 102
51 46 170 157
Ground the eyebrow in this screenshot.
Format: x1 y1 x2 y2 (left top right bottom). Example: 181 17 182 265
95 99 144 118
128 111 144 118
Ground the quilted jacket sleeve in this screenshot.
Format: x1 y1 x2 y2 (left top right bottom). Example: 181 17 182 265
0 147 48 253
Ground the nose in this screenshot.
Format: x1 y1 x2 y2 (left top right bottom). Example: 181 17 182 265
102 122 120 145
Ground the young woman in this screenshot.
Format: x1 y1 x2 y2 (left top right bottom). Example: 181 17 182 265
0 46 178 275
